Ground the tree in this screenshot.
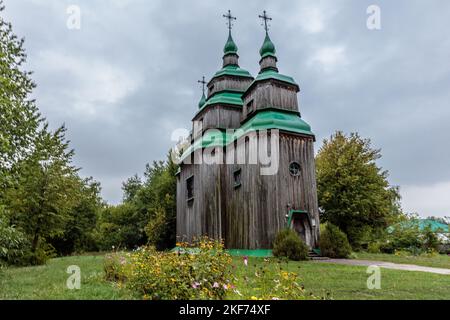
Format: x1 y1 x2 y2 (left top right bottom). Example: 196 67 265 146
0 1 42 193
49 177 104 255
316 131 402 248
4 125 81 262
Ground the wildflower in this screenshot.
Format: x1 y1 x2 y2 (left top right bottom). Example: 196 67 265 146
212 282 219 288
243 256 248 266
192 282 200 289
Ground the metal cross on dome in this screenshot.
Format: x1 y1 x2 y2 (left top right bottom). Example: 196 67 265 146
259 10 272 33
198 76 206 95
223 9 237 31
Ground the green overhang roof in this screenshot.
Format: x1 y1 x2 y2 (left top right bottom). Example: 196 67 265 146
197 91 243 113
254 69 298 86
212 64 253 79
181 110 314 161
240 110 313 135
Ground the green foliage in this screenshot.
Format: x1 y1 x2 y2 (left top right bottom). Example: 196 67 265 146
272 229 309 261
95 203 147 251
316 131 402 249
378 223 441 255
49 178 103 255
0 206 29 266
105 238 233 300
0 3 104 263
0 1 42 191
320 223 352 258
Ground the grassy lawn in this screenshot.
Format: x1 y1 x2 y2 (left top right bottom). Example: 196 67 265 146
0 255 134 300
230 257 450 300
1 254 450 300
354 252 450 269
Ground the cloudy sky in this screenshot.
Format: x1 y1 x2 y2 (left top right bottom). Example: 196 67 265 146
3 0 450 217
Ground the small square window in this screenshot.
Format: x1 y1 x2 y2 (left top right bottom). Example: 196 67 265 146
186 176 194 201
233 168 242 189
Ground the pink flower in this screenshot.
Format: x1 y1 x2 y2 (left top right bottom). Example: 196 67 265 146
192 282 200 289
213 282 219 288
243 256 248 267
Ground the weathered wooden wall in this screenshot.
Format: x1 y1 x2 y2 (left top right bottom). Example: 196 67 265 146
207 76 252 98
241 81 299 121
176 132 320 249
192 105 242 130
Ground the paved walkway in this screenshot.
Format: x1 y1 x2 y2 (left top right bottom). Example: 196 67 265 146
315 259 450 275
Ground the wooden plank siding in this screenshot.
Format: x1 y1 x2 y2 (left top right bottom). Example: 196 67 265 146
176 132 320 249
241 81 299 121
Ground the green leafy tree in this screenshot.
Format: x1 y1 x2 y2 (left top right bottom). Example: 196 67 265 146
49 177 104 255
0 1 42 193
4 126 81 262
316 131 402 248
95 202 146 250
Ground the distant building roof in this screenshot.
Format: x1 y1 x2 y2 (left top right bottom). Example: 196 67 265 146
387 219 449 233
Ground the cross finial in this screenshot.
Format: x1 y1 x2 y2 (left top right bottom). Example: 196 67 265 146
258 10 272 33
223 9 237 32
198 76 206 95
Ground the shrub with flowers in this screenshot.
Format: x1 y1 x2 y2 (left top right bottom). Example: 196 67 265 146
105 238 233 300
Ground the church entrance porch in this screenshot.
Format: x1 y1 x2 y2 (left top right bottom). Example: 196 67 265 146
287 210 313 248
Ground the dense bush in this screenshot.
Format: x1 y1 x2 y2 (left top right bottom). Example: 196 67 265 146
377 224 441 255
320 223 352 258
105 238 233 300
272 229 309 261
0 209 29 266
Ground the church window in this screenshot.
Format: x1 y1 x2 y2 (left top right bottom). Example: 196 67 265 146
186 176 194 201
289 162 301 177
233 168 242 188
246 100 254 114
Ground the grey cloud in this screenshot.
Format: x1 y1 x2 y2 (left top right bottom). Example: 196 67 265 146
3 0 450 215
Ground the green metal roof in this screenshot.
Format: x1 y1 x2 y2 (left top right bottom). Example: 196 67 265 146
223 33 238 55
240 110 313 136
387 219 449 233
212 64 253 79
254 69 298 86
259 33 276 58
197 91 243 114
181 110 314 161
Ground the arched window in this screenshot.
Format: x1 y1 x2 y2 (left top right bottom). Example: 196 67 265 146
289 162 301 177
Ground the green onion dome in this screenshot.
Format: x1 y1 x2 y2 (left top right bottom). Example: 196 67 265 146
223 33 238 55
259 33 276 58
198 92 206 108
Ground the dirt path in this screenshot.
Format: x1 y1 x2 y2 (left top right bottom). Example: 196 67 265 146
315 259 450 275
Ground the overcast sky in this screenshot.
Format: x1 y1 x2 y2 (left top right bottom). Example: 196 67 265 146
3 0 450 217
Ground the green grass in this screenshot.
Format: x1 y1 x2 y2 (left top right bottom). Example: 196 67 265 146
0 255 134 300
1 254 450 300
354 252 450 269
229 257 450 300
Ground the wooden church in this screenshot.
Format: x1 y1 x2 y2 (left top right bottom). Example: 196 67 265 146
176 11 320 250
